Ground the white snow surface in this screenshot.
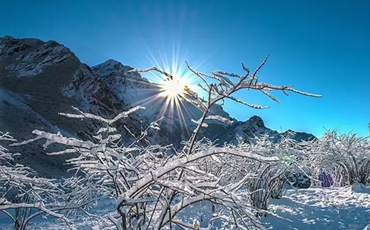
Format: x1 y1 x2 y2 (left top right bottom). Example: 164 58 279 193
1 185 369 229
264 185 370 230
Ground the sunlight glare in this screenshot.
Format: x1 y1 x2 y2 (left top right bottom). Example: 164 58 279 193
130 40 209 136
161 78 185 99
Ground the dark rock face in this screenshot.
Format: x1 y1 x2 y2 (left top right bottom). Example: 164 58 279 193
0 36 316 177
0 36 35 56
286 171 311 189
283 129 317 142
248 115 265 128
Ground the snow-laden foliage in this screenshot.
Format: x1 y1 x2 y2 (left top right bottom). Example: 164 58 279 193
1 131 109 230
26 108 281 229
307 129 370 186
0 133 66 229
236 133 315 215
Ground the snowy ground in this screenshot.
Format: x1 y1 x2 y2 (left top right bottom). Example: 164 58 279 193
264 185 370 230
1 185 369 229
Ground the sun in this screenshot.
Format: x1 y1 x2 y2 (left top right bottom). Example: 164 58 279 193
161 78 185 99
129 44 206 135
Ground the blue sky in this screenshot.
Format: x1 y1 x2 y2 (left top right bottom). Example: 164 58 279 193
1 0 369 137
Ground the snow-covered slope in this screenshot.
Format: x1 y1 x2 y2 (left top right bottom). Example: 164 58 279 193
0 36 315 176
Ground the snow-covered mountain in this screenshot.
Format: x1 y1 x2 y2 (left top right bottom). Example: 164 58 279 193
0 36 315 176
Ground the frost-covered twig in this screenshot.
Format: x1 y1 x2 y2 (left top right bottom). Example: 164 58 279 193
59 105 145 125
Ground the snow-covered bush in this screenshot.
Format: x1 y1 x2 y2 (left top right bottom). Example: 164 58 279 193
25 110 279 229
281 137 315 189
308 130 370 186
0 132 76 229
11 106 153 226
245 133 315 216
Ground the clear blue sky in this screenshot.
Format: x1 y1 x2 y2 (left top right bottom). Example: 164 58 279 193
1 0 369 137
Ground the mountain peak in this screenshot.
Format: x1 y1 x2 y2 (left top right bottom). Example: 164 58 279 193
246 115 265 128
93 59 130 76
0 36 75 78
0 36 40 56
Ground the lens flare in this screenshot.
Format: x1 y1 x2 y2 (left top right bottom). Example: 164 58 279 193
160 77 185 99
128 42 209 136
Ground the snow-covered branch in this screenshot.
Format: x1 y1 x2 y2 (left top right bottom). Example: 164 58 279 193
59 105 145 124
